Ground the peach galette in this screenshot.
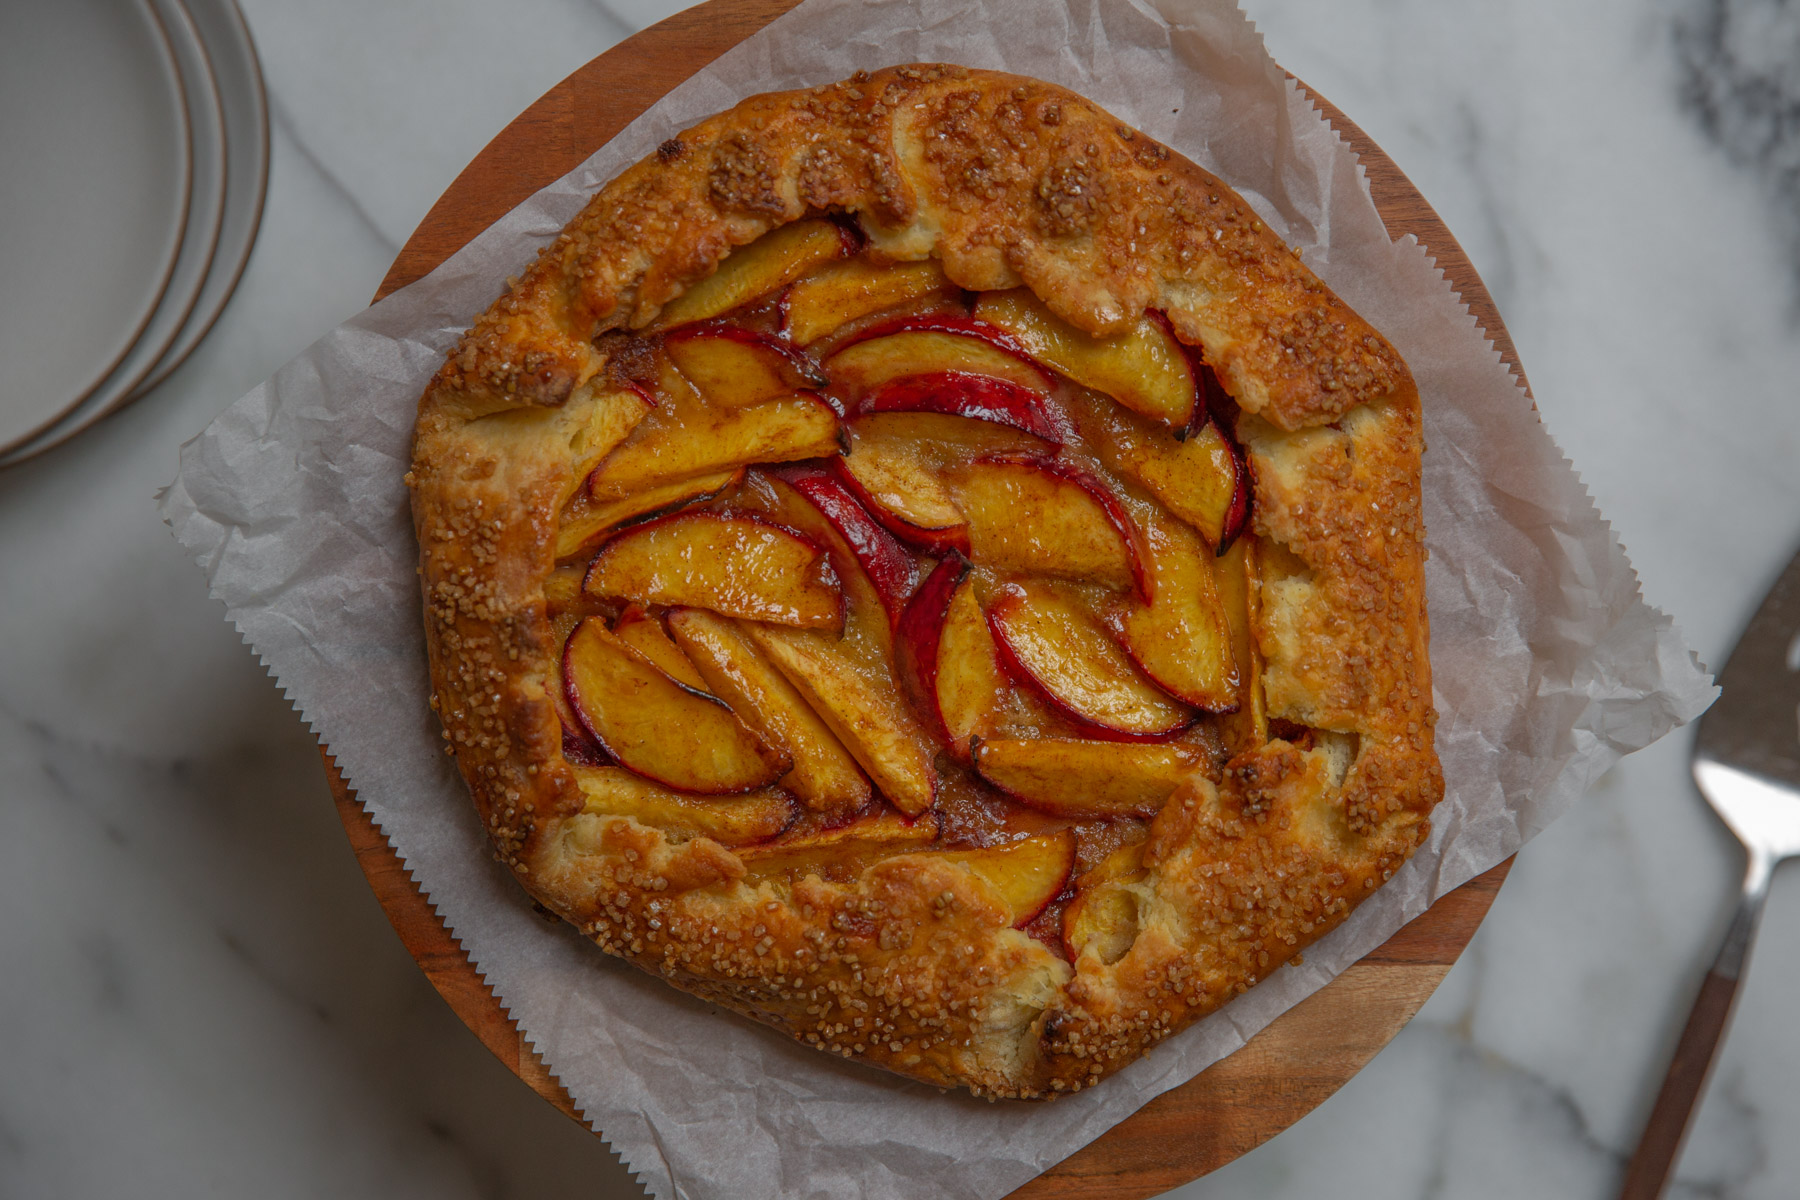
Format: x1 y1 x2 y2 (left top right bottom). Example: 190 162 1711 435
410 65 1441 1099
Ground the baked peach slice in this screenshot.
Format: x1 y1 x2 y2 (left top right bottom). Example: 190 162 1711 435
932 574 1022 760
583 512 843 630
1130 419 1247 552
985 581 1194 741
738 810 939 886
586 395 841 500
562 618 791 793
544 565 587 613
547 384 656 509
824 316 1052 404
862 372 1069 444
548 611 608 765
894 552 969 745
720 476 936 813
898 564 1066 762
566 764 798 848
555 468 743 560
938 830 1078 927
778 257 950 346
1193 362 1252 549
836 435 965 552
667 608 871 819
664 324 829 409
1111 507 1238 711
654 218 858 329
950 456 1149 598
974 738 1204 818
973 289 1197 428
1212 537 1268 751
778 466 919 624
836 412 1052 551
611 605 710 692
745 624 939 816
729 472 897 652
1062 388 1246 551
1061 839 1148 964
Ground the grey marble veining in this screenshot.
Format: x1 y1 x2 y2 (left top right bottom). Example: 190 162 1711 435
1675 0 1800 287
3 1 1797 1197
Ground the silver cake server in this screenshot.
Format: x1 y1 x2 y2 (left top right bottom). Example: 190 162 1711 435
1620 547 1800 1199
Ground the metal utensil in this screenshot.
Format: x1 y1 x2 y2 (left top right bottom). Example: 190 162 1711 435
1620 549 1800 1199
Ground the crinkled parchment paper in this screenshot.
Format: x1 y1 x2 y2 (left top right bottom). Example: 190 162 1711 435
160 0 1718 1196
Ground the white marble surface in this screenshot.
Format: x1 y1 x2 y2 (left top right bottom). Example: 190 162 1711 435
2 0 1796 1196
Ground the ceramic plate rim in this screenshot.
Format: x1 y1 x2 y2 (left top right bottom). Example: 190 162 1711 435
0 0 194 455
128 0 270 402
0 0 230 466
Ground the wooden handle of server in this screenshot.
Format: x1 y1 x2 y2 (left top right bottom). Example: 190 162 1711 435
1617 969 1741 1200
1620 847 1772 1200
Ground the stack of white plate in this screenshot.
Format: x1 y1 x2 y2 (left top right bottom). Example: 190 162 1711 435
0 0 268 466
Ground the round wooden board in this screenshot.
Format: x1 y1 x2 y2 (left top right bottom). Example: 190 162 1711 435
329 2 1526 1194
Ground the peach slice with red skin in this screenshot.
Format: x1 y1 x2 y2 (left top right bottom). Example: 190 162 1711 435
724 473 938 813
583 512 843 631
664 324 830 409
566 764 799 848
562 618 791 793
1148 418 1247 553
835 434 966 552
654 218 859 329
972 289 1198 428
1061 385 1246 552
1110 506 1238 711
894 552 969 746
985 581 1194 741
824 315 1052 405
666 608 872 820
1216 443 1250 553
548 610 608 765
778 257 951 346
835 412 1052 552
950 456 1151 599
831 313 1048 364
830 455 966 553
933 574 1026 760
728 472 895 655
777 465 919 625
586 395 841 500
861 372 1069 445
938 830 1078 928
973 738 1204 819
898 563 1069 763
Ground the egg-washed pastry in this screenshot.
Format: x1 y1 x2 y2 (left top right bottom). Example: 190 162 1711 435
409 64 1440 1099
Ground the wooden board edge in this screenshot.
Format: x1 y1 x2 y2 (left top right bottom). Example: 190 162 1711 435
325 750 587 1124
1005 961 1454 1198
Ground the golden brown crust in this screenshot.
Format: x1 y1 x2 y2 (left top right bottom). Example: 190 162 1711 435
409 64 1440 1099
